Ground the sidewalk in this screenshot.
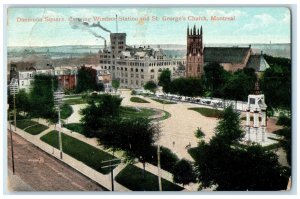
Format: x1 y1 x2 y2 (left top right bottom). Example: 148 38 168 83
9 119 188 191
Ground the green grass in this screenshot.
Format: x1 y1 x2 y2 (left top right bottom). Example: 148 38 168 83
15 120 38 129
60 104 73 119
64 98 87 105
24 124 49 135
64 94 84 99
120 106 156 119
63 123 84 135
154 110 171 121
188 107 223 118
151 98 177 104
40 130 119 174
115 164 183 191
130 97 149 103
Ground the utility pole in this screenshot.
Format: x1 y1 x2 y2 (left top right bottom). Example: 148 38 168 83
9 112 15 174
101 158 121 191
9 79 18 174
54 90 64 159
157 144 162 191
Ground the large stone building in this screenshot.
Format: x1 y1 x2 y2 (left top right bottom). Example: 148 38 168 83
99 33 185 89
186 25 270 77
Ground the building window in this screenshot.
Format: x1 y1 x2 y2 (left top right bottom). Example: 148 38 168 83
131 74 134 78
136 80 139 85
150 75 154 79
125 68 127 71
136 68 138 72
131 68 133 72
141 69 144 72
141 75 144 79
151 69 154 73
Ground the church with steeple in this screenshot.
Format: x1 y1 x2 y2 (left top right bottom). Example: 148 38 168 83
185 25 270 77
186 25 204 78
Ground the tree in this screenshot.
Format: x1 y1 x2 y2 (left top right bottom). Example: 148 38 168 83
80 94 122 137
195 127 205 139
143 80 157 93
169 77 203 97
76 66 97 93
203 62 229 98
98 117 161 179
260 60 291 110
15 89 31 115
193 106 289 190
112 79 120 93
172 159 196 186
158 69 171 93
96 82 104 92
30 74 58 119
222 68 256 101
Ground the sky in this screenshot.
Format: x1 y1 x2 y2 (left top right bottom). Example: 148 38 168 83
7 7 291 46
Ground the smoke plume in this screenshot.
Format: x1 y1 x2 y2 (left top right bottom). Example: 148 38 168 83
70 19 106 40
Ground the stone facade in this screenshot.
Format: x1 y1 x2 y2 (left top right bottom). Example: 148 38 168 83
99 33 185 89
186 25 204 78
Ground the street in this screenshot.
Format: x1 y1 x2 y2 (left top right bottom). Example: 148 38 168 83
7 130 107 192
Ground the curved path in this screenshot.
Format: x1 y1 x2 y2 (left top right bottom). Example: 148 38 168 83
120 90 219 160
65 91 219 160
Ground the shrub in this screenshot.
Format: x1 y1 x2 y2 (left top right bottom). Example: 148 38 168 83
172 159 196 185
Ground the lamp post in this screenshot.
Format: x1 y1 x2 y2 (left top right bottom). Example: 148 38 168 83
54 90 64 159
157 144 162 191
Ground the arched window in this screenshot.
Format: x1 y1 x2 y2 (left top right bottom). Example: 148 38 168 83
151 69 154 73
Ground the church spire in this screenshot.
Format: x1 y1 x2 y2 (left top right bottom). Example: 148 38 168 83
187 25 189 36
200 26 203 36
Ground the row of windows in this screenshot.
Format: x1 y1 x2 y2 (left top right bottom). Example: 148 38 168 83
120 79 145 86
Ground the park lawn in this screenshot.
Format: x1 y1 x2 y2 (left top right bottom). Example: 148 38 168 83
115 164 183 191
64 98 87 105
120 106 156 119
151 98 177 104
64 94 84 99
25 124 49 135
130 97 149 103
188 107 223 118
15 120 38 129
60 104 73 119
40 130 119 174
157 110 171 121
63 123 84 135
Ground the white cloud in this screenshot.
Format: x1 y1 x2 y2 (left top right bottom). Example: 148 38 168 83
253 14 276 25
242 13 276 31
206 9 247 17
281 11 290 24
